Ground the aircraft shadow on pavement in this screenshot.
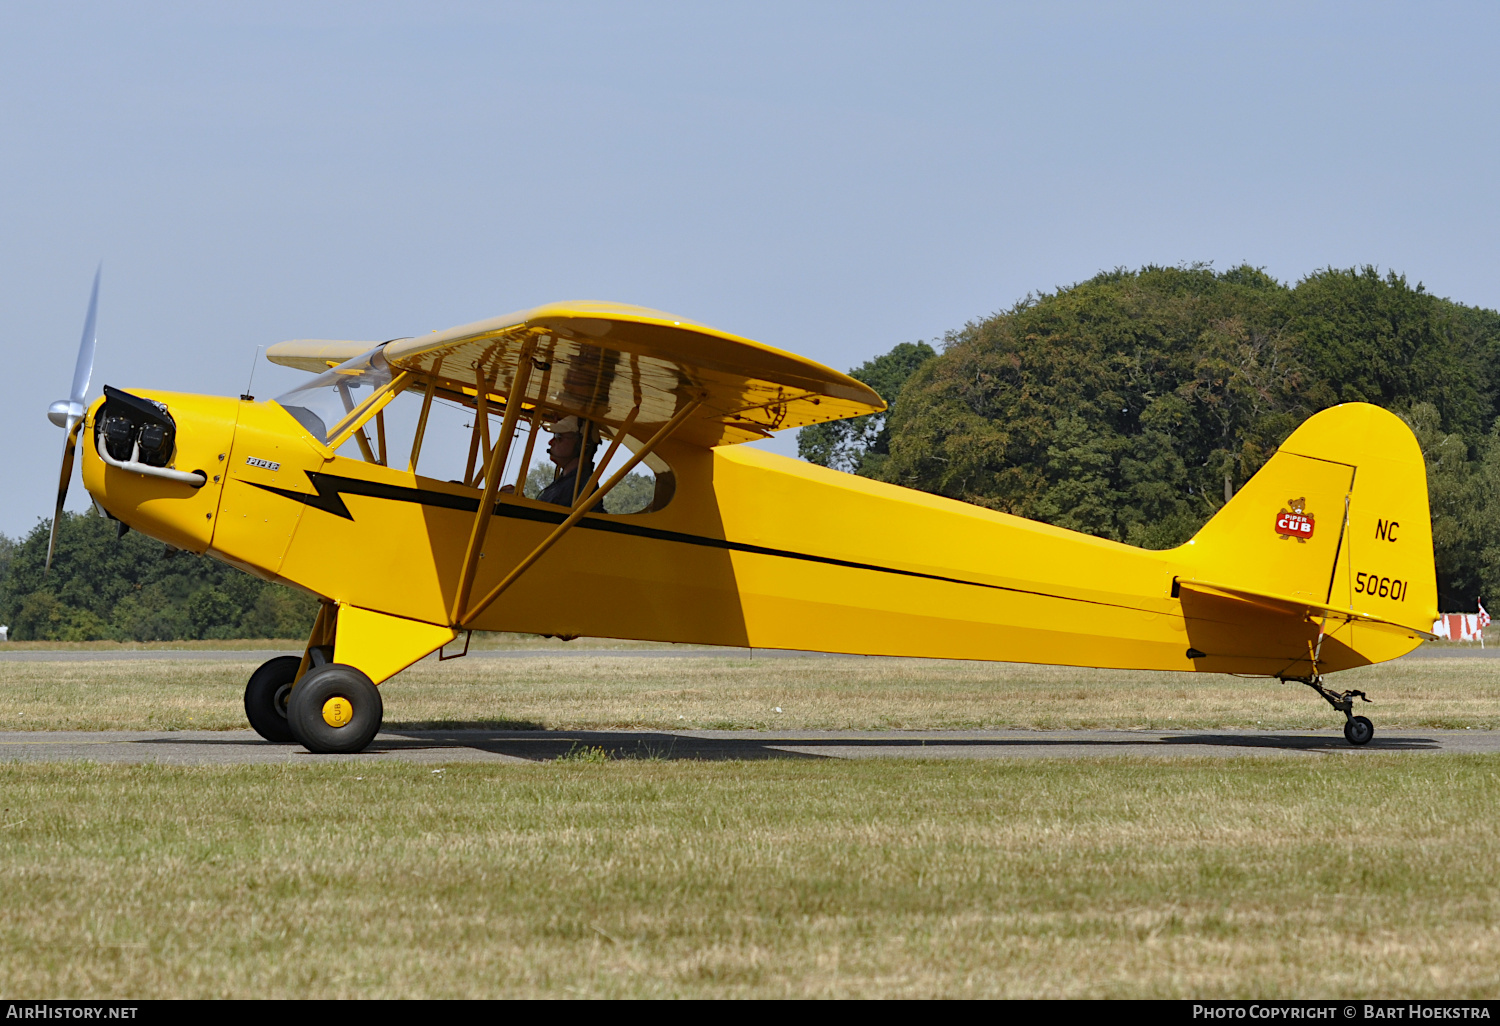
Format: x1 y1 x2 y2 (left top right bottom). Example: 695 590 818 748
365 729 1444 760
1160 733 1439 752
132 730 1443 760
129 731 823 761
374 731 825 761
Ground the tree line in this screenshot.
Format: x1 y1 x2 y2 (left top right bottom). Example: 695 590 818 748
0 511 321 641
798 264 1500 610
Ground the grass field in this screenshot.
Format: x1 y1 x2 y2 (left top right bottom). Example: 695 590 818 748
0 651 1497 732
3 651 1498 997
0 756 1497 998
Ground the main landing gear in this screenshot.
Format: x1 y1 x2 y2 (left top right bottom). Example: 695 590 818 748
244 655 383 754
1284 674 1375 746
244 655 300 743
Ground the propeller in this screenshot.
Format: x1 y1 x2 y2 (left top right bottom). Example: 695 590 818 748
45 265 100 572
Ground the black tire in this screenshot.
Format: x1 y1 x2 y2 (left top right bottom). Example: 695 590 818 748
1344 715 1374 746
286 663 383 754
244 655 302 743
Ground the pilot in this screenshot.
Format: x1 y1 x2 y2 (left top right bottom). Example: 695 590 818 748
501 415 598 506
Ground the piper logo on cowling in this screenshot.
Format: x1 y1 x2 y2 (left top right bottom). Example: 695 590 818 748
245 457 281 472
1275 497 1315 542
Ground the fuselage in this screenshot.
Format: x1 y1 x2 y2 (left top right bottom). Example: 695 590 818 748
80 390 1431 683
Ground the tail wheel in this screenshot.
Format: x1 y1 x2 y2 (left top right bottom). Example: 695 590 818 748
1344 715 1374 746
286 663 383 754
244 655 302 743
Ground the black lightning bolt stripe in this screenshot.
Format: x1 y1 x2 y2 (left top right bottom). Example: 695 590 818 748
246 471 1149 611
250 473 478 520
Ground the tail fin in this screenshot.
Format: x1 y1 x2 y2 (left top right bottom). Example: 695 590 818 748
1180 402 1436 668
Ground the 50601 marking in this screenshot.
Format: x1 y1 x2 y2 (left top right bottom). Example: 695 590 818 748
1356 572 1407 601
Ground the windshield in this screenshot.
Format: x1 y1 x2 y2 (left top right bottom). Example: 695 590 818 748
274 346 393 444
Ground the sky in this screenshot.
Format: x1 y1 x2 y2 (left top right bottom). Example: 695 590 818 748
2 1 1498 537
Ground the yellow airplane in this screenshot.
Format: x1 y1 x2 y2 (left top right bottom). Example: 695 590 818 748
47 285 1438 753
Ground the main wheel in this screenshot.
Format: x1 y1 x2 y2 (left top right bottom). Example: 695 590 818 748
286 663 383 754
1344 715 1374 746
244 655 302 743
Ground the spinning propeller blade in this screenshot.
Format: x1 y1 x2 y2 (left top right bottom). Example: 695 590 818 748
45 265 101 572
71 265 99 408
47 422 82 572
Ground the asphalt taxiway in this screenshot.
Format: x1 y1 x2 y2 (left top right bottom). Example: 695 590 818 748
2 646 1494 763
0 727 1495 764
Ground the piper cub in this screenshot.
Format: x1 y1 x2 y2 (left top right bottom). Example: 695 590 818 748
47 277 1438 752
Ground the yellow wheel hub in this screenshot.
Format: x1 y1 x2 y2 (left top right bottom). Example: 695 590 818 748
322 696 354 728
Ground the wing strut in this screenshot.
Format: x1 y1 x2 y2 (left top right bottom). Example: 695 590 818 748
451 339 538 624
457 396 704 628
511 359 552 492
462 366 493 486
407 356 442 473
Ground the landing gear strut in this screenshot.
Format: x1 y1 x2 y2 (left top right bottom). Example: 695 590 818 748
1284 675 1375 746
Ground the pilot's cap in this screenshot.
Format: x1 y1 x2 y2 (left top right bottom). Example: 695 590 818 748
549 416 598 444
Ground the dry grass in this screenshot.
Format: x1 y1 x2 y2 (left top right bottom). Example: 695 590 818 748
0 756 1496 998
0 633 679 653
0 638 308 652
0 652 1497 732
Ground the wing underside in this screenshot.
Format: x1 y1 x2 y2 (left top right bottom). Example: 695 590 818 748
267 302 885 447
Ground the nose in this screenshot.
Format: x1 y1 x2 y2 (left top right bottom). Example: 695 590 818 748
82 389 238 555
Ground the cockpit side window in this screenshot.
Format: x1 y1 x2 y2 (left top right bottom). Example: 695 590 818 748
274 351 675 514
602 447 674 514
518 426 673 514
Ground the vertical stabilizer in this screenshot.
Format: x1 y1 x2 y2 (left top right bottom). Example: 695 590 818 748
1180 402 1436 667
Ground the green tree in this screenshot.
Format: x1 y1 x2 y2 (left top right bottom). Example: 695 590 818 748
522 462 556 499
878 265 1304 546
602 472 655 514
521 461 655 513
1292 268 1493 437
0 509 319 641
241 585 325 638
874 263 1500 602
1401 403 1484 607
797 341 936 476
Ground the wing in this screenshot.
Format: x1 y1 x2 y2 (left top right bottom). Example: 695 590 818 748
377 301 885 447
266 340 388 374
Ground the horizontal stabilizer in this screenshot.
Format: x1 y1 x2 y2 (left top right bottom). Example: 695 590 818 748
1178 580 1436 642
